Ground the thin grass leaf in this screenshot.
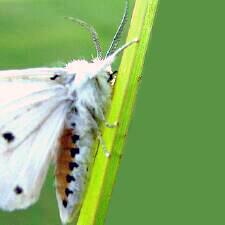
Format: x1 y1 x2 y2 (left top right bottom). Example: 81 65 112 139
76 0 159 224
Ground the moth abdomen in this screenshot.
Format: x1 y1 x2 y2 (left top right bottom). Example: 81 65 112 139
55 120 96 222
55 128 78 200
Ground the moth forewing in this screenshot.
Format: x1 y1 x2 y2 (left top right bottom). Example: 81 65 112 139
0 101 69 211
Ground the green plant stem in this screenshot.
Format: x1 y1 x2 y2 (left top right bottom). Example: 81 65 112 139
77 0 159 224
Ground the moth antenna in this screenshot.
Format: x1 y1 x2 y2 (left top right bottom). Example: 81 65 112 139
106 0 129 57
94 38 138 75
65 17 103 59
108 39 138 62
89 39 138 79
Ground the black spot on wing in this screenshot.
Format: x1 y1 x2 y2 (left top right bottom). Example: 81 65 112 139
14 186 23 195
50 74 60 80
2 132 15 143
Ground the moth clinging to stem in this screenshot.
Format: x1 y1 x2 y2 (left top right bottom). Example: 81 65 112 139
0 1 138 224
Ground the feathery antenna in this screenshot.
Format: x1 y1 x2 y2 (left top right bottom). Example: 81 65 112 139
106 1 129 57
65 17 103 59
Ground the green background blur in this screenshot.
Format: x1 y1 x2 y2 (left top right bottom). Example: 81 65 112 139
0 0 225 224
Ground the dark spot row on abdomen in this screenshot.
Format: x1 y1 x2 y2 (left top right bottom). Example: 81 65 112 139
56 128 81 209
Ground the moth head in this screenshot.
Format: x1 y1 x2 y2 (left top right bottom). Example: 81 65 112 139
66 1 138 88
66 58 112 87
66 1 131 83
91 58 113 75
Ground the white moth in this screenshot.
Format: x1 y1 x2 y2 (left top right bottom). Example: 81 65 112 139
0 2 137 224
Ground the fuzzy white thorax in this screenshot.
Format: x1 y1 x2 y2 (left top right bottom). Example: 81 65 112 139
66 58 112 88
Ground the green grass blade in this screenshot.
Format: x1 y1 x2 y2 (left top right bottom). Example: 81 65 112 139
76 0 159 224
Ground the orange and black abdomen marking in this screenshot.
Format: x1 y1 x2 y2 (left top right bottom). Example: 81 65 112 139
55 128 79 207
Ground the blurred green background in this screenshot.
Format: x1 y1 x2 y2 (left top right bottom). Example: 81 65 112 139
1 0 225 225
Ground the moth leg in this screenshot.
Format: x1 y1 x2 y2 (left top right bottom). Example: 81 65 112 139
103 120 118 129
97 131 110 157
87 105 118 129
100 112 118 129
